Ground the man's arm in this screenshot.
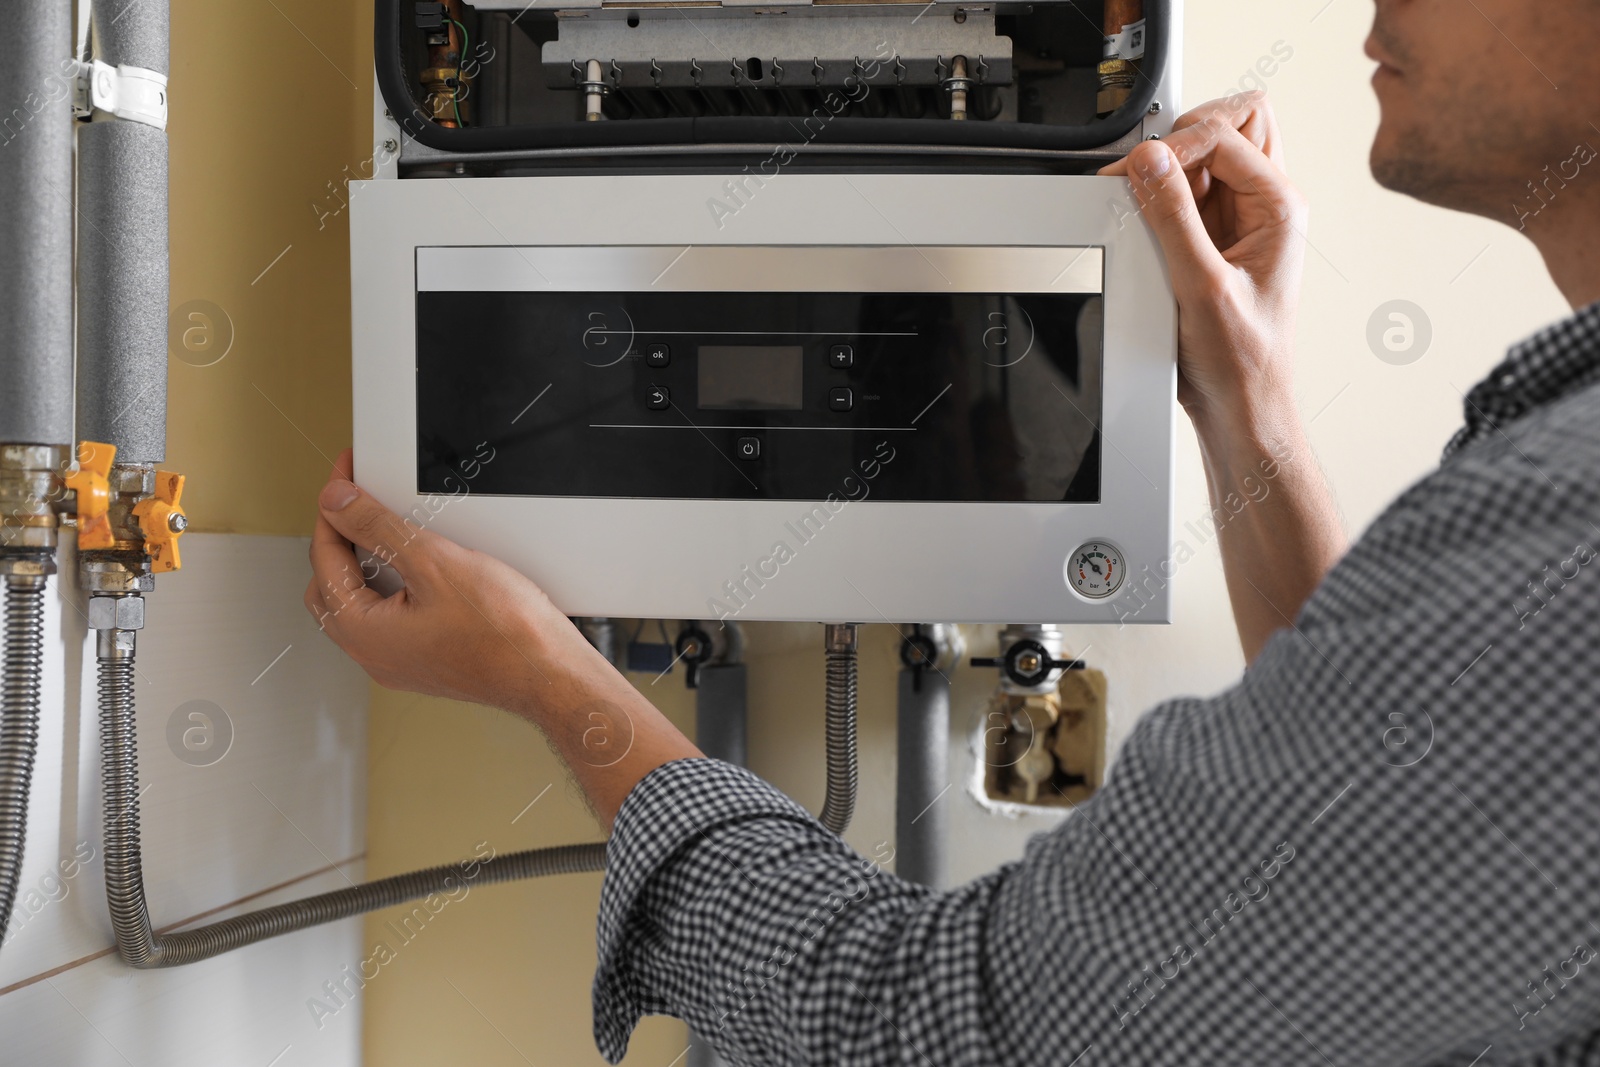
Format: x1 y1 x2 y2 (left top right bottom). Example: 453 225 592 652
1103 94 1346 662
305 448 700 832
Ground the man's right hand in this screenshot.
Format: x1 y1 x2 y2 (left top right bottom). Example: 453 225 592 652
1101 90 1307 426
1102 92 1345 663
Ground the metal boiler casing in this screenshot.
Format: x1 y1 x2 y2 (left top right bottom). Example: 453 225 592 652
350 173 1175 623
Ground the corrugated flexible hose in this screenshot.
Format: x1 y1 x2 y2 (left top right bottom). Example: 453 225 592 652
96 634 606 968
0 574 48 942
819 623 859 835
97 619 861 966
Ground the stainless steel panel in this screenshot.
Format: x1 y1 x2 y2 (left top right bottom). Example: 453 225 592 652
416 245 1104 294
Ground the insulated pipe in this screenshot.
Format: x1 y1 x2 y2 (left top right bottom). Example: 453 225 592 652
97 627 605 968
76 0 170 463
694 664 748 767
0 578 48 939
688 662 747 1067
0 2 75 448
820 624 859 836
895 669 950 888
0 0 74 957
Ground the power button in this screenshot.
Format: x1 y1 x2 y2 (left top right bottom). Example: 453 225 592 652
736 436 761 461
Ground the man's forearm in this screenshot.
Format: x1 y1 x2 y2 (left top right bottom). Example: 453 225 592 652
503 621 703 833
1190 391 1346 663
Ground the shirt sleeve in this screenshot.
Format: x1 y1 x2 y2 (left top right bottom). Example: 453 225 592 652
592 395 1600 1067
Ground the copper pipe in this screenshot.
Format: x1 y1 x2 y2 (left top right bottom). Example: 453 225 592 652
1098 0 1144 116
422 0 469 128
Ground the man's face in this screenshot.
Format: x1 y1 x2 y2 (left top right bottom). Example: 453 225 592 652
1367 0 1600 225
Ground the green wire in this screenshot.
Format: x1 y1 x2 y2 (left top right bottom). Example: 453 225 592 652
448 18 470 128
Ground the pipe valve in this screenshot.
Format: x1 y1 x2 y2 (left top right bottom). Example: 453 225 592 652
64 441 115 551
132 470 186 573
66 441 187 574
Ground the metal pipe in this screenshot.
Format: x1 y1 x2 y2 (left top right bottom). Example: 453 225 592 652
1098 0 1145 116
946 56 969 121
820 623 859 835
0 3 75 449
76 0 171 464
575 617 620 666
694 663 747 767
688 661 747 1067
895 668 950 888
0 576 49 939
96 622 606 967
583 59 604 121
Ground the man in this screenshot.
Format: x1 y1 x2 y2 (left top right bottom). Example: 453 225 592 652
307 1 1600 1062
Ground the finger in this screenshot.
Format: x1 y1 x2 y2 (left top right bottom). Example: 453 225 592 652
1124 140 1230 288
1171 90 1285 167
332 446 354 483
1100 90 1284 180
317 475 439 593
310 518 382 620
310 462 384 619
1186 125 1304 228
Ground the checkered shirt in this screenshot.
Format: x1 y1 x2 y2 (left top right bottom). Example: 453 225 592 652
594 301 1600 1067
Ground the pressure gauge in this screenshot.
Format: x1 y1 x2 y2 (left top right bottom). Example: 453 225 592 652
1066 541 1126 600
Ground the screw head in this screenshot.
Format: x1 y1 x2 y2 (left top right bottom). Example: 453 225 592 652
1147 134 1162 140
1149 101 1162 114
167 513 188 534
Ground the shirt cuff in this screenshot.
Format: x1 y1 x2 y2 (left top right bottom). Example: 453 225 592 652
592 757 819 1062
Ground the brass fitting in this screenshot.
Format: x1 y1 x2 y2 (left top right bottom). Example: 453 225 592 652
0 443 72 574
420 63 462 124
1096 58 1137 115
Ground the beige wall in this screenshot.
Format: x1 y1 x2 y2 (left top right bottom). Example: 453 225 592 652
168 0 367 534
354 1 1574 1065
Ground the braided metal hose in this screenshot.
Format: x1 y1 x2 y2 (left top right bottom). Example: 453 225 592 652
819 623 859 835
97 631 606 968
0 574 48 942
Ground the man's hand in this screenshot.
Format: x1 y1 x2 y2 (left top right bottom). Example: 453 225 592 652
1103 93 1345 663
1101 90 1307 423
304 449 579 709
305 450 703 829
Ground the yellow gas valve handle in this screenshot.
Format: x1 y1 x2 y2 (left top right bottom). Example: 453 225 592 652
133 470 187 573
65 441 116 551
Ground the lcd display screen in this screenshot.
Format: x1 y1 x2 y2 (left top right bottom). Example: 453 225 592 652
697 345 804 410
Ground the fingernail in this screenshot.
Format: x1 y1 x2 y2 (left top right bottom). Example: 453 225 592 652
1143 146 1172 178
321 480 359 511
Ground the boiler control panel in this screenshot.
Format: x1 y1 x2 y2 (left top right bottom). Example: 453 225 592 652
352 174 1176 623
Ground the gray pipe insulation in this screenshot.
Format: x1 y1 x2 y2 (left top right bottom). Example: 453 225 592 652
0 2 75 956
694 664 748 767
76 0 169 463
688 663 747 1067
895 670 950 888
0 3 75 448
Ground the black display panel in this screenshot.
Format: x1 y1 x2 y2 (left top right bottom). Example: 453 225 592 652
699 346 804 410
416 290 1103 502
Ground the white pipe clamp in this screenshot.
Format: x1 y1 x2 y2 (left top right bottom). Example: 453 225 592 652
74 59 169 130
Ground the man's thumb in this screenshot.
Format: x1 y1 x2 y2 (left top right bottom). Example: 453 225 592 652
1126 140 1226 290
319 478 420 574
